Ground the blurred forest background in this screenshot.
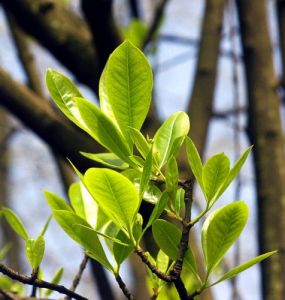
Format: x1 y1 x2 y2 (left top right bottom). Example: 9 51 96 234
0 0 284 299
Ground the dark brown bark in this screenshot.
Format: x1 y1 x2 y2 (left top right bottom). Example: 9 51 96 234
81 0 121 72
187 0 226 155
0 67 102 173
236 1 285 299
2 0 100 91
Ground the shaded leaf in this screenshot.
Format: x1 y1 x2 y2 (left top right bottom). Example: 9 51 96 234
44 267 64 297
129 127 150 158
113 230 134 269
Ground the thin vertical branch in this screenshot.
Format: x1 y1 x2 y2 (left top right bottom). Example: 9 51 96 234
69 255 89 293
115 274 135 300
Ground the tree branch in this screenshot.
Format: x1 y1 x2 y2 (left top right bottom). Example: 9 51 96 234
115 274 135 300
69 255 89 293
0 264 87 300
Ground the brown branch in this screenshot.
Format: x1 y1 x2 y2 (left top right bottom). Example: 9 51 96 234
0 264 87 300
0 67 103 173
115 274 135 300
135 247 172 282
2 0 100 91
69 255 89 293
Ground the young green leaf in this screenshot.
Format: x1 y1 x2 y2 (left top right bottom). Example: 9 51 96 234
53 210 113 272
174 188 185 215
80 152 129 170
140 149 153 199
44 267 64 297
2 208 29 240
99 40 153 147
84 168 140 236
202 153 230 202
208 250 277 287
143 191 169 234
44 191 73 212
212 146 253 205
153 112 190 169
45 69 83 127
75 97 132 162
185 137 203 189
156 250 170 274
129 127 150 159
0 244 12 261
166 156 178 202
121 19 148 48
152 219 197 275
25 235 45 269
202 201 249 277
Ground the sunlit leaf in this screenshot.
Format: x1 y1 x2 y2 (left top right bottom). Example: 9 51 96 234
44 191 73 212
25 236 45 269
153 112 190 169
202 201 249 276
129 127 150 159
100 40 153 147
140 149 153 199
2 208 29 240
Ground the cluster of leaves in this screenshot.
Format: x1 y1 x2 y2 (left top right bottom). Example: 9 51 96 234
0 41 276 299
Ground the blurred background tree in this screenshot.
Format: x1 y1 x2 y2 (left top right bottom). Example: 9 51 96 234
0 0 284 299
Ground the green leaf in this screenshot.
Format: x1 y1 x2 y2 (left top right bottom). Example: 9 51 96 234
156 250 169 274
174 188 185 215
166 156 178 202
84 168 140 236
45 69 83 127
99 40 153 147
121 19 148 48
129 127 150 159
113 230 134 269
44 191 73 212
153 112 190 169
2 208 29 240
185 137 203 189
140 149 153 199
80 152 129 170
209 250 277 287
202 153 230 202
75 97 132 162
202 201 249 276
44 267 64 297
143 191 169 234
53 210 113 272
25 235 45 269
213 146 253 204
152 219 197 275
39 216 52 236
0 244 12 261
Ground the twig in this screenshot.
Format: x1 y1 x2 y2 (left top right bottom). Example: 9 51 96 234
143 0 169 50
135 247 172 282
69 254 89 293
0 264 87 300
30 268 39 297
115 274 135 300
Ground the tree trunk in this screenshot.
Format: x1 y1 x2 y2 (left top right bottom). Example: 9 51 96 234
187 0 226 155
236 1 285 299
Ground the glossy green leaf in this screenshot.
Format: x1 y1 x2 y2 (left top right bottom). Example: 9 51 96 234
75 97 132 162
53 210 113 271
153 112 190 169
143 191 169 234
202 201 249 276
84 168 140 236
140 150 153 199
185 137 203 189
46 69 83 127
209 250 277 287
129 127 150 158
166 156 178 202
25 235 45 269
44 191 73 212
202 153 230 202
113 230 134 269
152 219 197 275
212 146 253 205
44 267 64 297
174 188 185 215
99 40 153 146
2 208 29 240
80 152 129 170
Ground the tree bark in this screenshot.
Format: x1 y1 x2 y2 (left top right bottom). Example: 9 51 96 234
236 1 285 299
187 0 226 155
0 67 103 173
2 0 100 91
